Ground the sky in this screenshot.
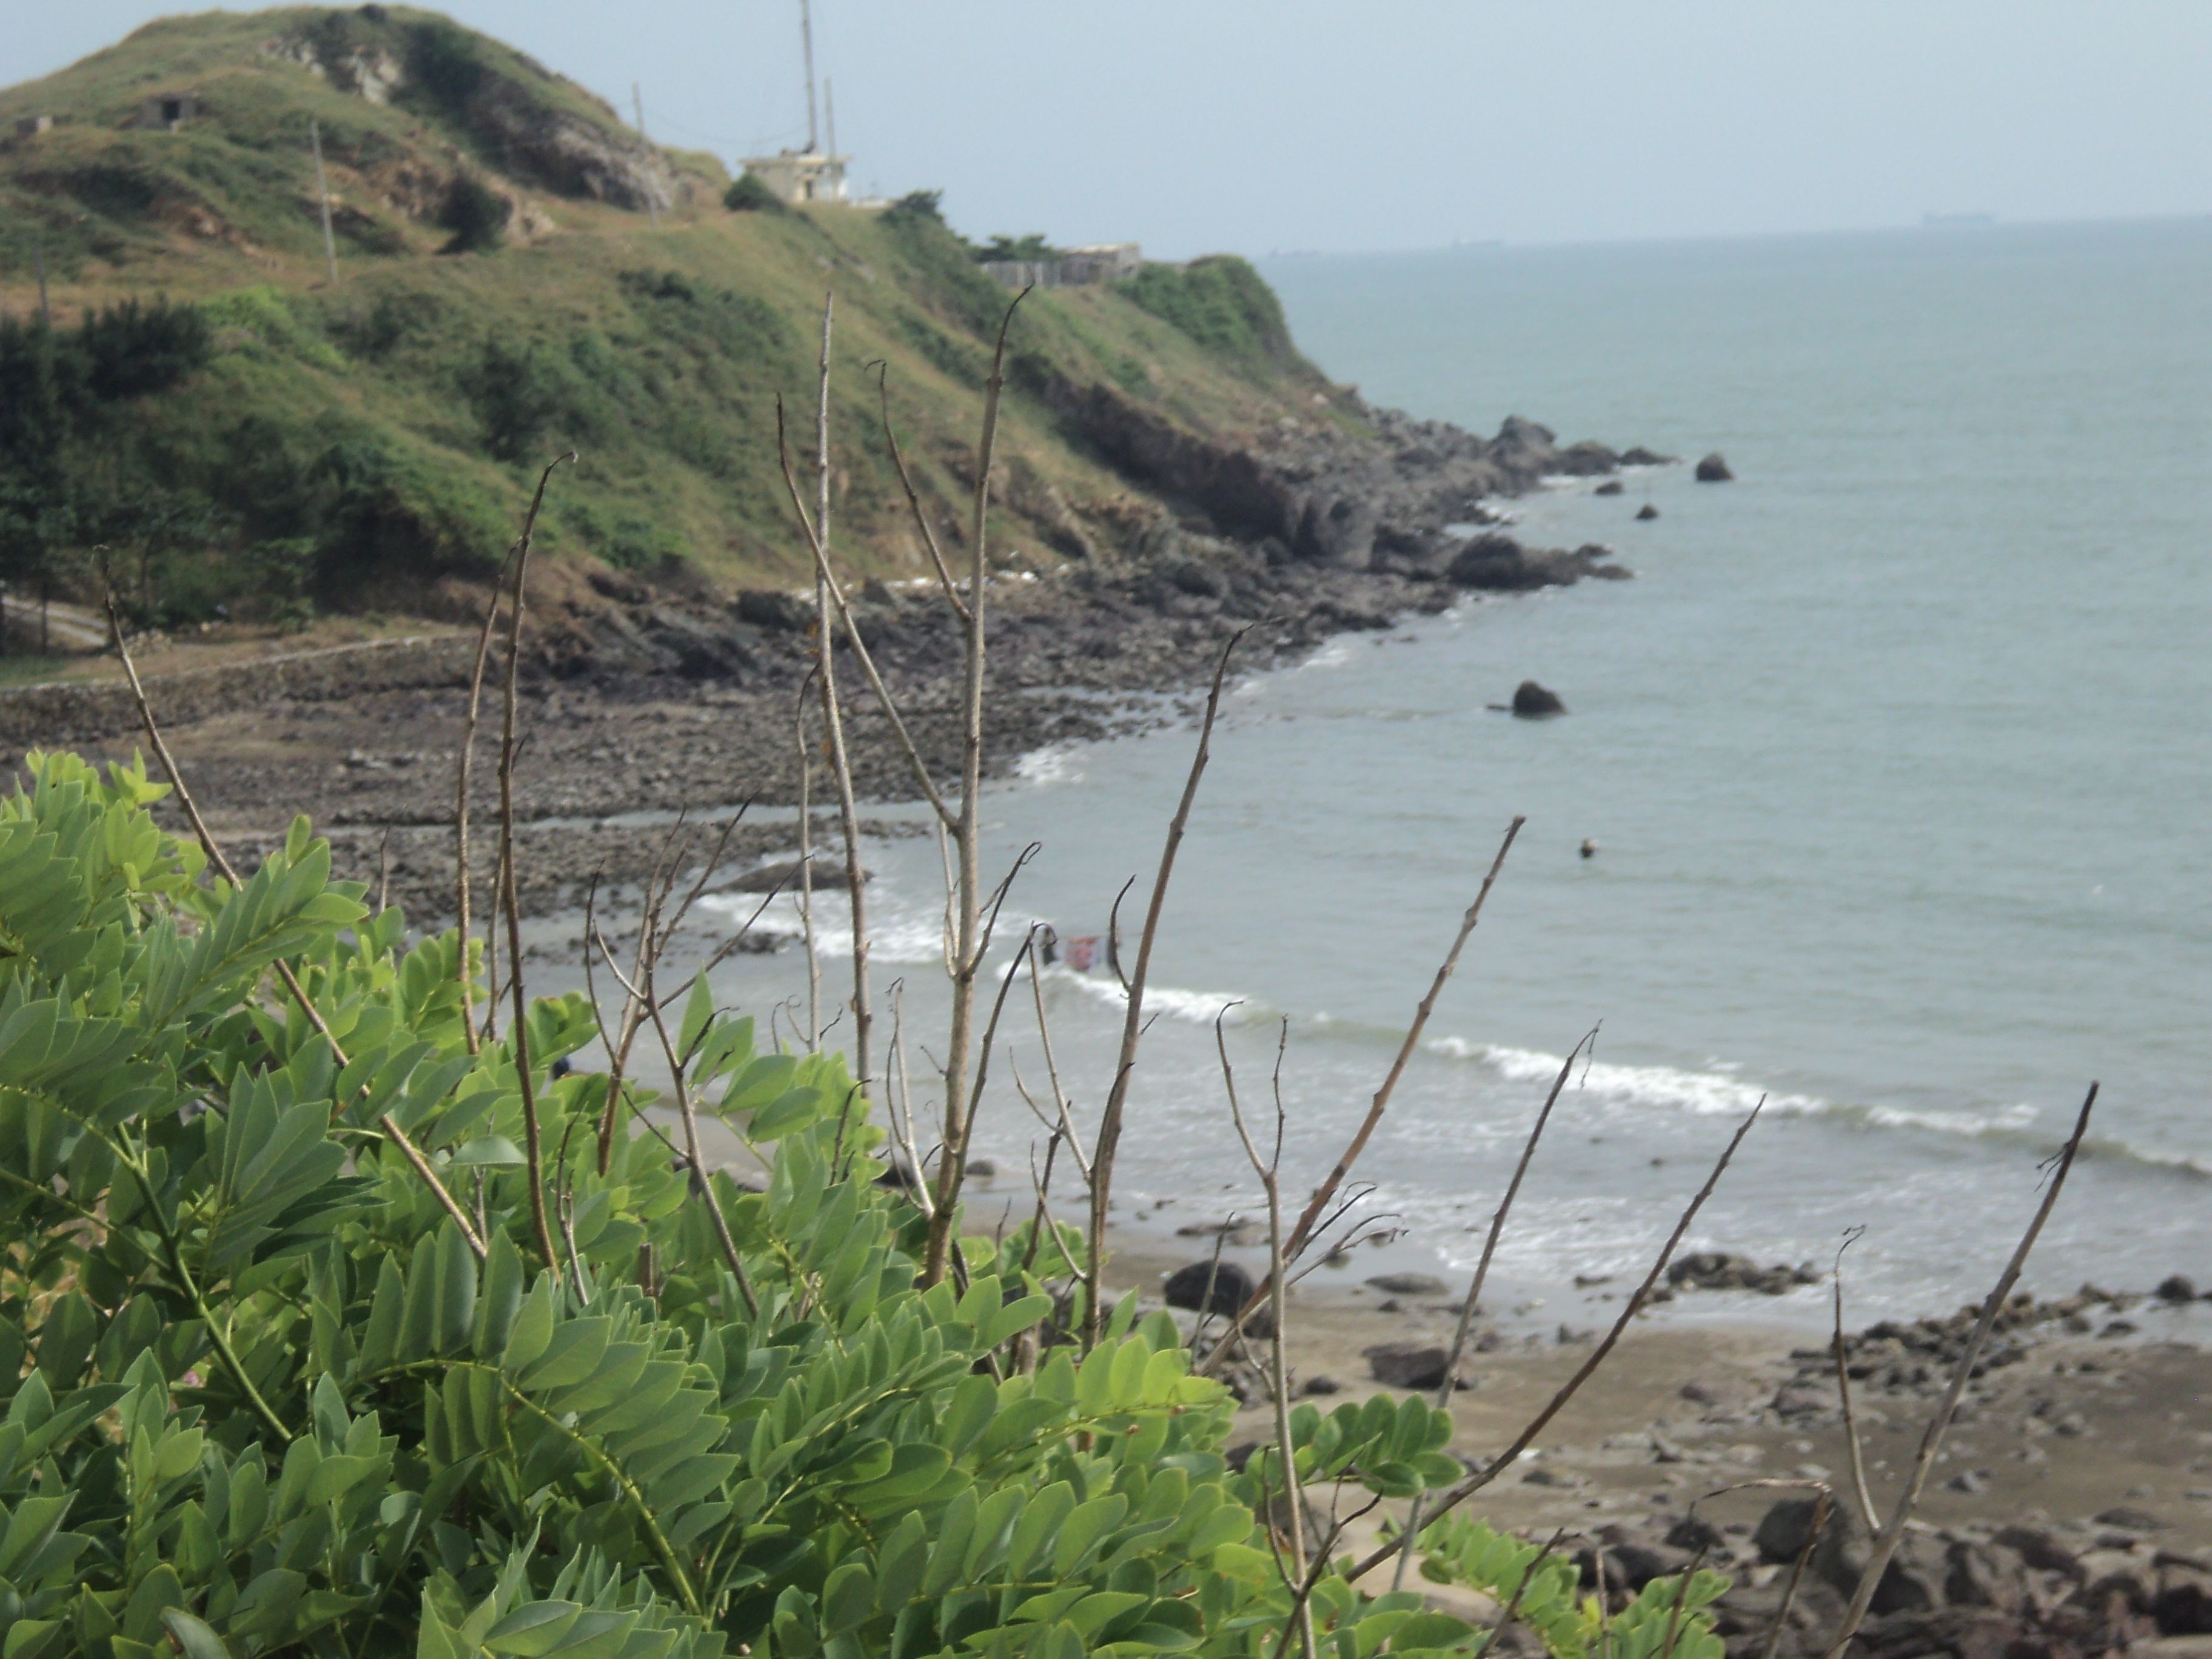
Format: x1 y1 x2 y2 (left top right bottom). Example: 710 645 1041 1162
10 2 2211 259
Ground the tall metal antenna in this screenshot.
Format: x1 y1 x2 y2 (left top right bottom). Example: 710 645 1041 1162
825 77 836 161
309 118 338 284
799 0 819 152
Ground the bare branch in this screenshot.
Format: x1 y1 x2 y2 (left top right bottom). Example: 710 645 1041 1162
1084 624 1253 1346
452 542 518 1055
494 452 575 1275
1393 1028 1594 1589
871 359 970 625
1346 1101 1763 1577
1819 1084 2098 1659
1830 1227 1880 1536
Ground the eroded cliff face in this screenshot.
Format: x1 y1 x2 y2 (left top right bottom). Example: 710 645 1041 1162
263 20 678 215
1051 376 1648 572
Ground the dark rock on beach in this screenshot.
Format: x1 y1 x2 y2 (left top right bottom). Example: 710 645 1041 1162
1694 452 1735 482
1164 1259 1256 1319
1362 1341 1467 1391
1594 479 1626 495
1635 503 1660 520
1667 1252 1819 1296
1511 680 1566 718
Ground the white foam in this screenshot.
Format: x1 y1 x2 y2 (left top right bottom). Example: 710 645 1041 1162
1051 967 1261 1027
1438 1037 2051 1141
1014 745 1084 786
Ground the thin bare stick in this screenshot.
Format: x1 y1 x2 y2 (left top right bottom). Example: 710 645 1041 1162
1083 624 1253 1346
933 916 1044 1232
794 671 821 1049
883 980 936 1218
872 360 970 623
1346 1101 1762 1577
452 546 517 1055
1758 1487 1831 1659
1218 1008 1315 1659
100 585 486 1259
1393 1030 1594 1589
921 289 1029 1289
1489 1527 1569 1656
1818 1084 2098 1659
1829 1227 1879 1535
1655 1544 1711 1659
779 397 957 829
1204 815 1524 1373
799 293 873 1090
374 826 391 913
1284 814 1521 1262
643 950 760 1318
494 454 573 1276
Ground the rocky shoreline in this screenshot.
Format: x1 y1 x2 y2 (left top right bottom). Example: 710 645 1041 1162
26 407 1667 920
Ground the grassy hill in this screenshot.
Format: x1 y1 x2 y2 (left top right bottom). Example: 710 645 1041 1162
0 5 1346 627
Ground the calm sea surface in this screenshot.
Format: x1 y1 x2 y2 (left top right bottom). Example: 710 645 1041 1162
696 218 2212 1322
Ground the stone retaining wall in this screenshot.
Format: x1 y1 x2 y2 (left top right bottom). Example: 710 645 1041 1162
0 634 476 748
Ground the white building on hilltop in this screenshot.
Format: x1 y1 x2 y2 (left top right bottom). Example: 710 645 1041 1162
740 1 855 206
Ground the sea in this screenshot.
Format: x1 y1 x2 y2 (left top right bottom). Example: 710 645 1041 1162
691 216 2212 1326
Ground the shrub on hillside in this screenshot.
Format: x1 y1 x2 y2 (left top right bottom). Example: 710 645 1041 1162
437 170 511 253
880 187 944 229
973 232 1061 264
461 335 578 461
720 172 786 214
1124 253 1299 368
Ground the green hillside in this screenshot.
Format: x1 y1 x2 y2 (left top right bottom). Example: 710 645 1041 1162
0 5 1341 625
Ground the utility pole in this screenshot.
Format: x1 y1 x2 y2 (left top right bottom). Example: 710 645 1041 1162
825 76 836 159
309 119 338 284
632 83 659 225
799 0 819 152
33 237 49 327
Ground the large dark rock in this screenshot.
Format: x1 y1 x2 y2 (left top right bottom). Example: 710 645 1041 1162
731 857 868 893
1594 480 1626 496
1694 452 1734 482
1635 503 1660 520
736 588 813 631
1164 1259 1255 1318
1362 1341 1464 1390
1511 680 1566 718
1553 440 1620 477
1620 446 1674 466
1448 532 1623 592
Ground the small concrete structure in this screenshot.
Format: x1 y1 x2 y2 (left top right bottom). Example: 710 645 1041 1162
136 92 199 130
13 115 53 139
739 149 848 205
982 242 1142 289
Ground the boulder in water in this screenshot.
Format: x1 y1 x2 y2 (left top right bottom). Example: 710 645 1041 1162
1635 503 1660 520
1594 480 1626 496
1694 452 1734 482
1512 680 1566 718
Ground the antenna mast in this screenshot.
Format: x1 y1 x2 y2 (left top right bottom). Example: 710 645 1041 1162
799 0 819 152
825 77 836 159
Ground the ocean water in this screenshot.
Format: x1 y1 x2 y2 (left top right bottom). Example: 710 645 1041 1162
693 218 2212 1323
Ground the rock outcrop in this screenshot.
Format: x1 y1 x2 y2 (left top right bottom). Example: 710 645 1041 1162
1695 452 1735 482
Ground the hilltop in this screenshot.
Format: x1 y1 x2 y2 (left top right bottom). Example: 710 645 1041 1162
0 4 1641 649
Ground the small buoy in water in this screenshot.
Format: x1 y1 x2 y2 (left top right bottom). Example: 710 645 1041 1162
1580 839 1598 860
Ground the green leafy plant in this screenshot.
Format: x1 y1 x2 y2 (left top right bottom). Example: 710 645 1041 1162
4 748 1627 1658
722 173 788 215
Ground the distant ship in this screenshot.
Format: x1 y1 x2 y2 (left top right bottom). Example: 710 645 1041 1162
1922 212 1996 228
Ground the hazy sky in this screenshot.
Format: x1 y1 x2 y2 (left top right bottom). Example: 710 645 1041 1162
13 2 2210 258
